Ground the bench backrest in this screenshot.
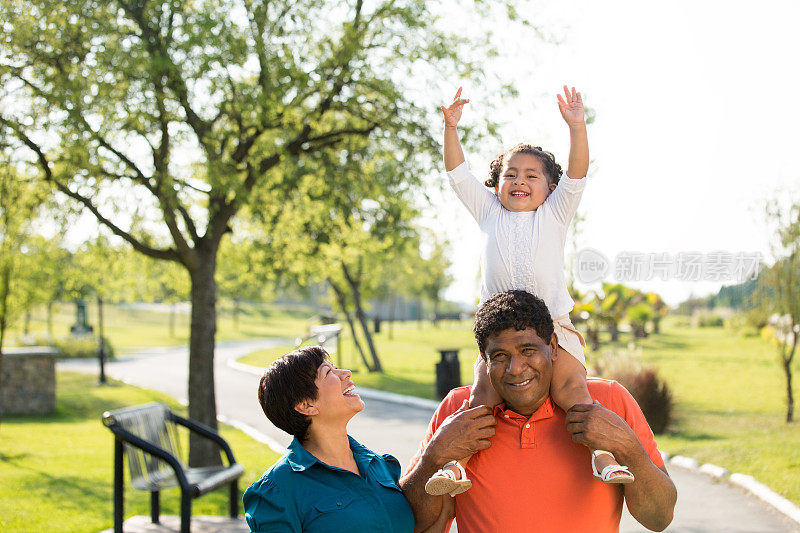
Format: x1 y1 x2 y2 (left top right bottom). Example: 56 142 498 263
104 402 184 490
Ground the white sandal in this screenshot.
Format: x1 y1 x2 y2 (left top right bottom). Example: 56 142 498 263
592 450 635 484
425 460 473 496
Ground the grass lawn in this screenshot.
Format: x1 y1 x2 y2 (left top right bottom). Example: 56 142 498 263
238 319 480 399
0 371 281 533
6 301 309 351
633 320 800 505
238 316 800 506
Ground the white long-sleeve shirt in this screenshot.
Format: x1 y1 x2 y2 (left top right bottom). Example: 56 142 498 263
448 161 586 318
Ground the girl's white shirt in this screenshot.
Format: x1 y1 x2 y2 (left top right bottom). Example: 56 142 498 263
448 161 586 318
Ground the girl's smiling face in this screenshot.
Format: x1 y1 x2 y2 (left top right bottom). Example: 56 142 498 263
496 153 556 212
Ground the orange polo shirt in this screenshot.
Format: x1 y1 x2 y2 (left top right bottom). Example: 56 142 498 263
408 378 665 533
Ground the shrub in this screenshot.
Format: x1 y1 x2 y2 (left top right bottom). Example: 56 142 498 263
618 368 673 434
693 310 724 328
53 335 116 359
590 349 674 434
18 333 116 359
724 313 761 337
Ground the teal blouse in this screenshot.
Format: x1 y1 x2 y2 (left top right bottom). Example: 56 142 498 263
243 436 414 532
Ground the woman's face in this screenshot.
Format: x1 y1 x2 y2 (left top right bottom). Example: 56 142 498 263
312 360 365 421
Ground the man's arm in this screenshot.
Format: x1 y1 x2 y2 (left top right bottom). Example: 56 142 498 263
441 87 469 172
566 403 677 532
556 85 589 180
399 400 496 532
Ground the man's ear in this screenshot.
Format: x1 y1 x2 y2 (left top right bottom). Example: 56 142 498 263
550 332 559 360
549 182 557 193
294 400 319 417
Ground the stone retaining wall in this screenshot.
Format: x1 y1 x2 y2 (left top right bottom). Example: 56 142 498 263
0 347 58 415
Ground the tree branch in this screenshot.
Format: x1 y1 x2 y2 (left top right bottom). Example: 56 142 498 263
1 116 181 263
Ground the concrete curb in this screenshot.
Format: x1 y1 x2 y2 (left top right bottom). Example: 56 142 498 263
659 454 800 526
229 359 800 526
729 473 800 524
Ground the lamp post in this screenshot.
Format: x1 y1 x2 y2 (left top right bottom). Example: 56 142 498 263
97 297 107 384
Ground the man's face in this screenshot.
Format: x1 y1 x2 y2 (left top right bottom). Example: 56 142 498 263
484 327 558 417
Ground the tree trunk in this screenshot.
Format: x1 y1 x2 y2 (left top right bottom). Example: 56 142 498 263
47 300 54 339
652 317 661 335
609 322 619 342
784 357 794 423
0 261 10 428
388 296 397 340
587 325 600 351
342 263 382 373
23 310 31 336
233 298 240 331
187 251 221 467
169 302 176 338
783 331 797 423
328 278 372 371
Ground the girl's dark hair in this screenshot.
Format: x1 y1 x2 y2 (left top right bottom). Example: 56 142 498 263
258 346 327 442
474 290 555 359
485 143 563 188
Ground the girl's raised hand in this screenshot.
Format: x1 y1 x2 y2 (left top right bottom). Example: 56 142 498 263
441 86 470 128
557 85 585 126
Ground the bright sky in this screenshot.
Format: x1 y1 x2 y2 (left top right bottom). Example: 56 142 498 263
431 0 800 306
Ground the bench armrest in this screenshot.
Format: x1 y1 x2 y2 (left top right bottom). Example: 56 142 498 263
168 412 238 466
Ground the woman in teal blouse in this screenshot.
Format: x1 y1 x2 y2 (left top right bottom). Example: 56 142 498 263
244 346 449 532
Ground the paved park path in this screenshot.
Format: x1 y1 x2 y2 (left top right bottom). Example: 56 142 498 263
61 339 800 532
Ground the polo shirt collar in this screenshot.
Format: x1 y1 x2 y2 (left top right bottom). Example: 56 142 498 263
493 396 555 422
286 435 377 472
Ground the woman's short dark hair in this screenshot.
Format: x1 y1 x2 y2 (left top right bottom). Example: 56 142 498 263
473 290 554 358
485 143 563 188
258 346 327 442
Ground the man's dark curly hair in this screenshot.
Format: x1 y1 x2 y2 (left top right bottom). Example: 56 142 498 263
258 346 327 442
474 290 555 359
485 143 563 188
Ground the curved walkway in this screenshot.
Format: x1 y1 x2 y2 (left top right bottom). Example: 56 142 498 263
61 339 800 532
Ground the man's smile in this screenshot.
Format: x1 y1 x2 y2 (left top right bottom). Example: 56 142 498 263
505 376 535 388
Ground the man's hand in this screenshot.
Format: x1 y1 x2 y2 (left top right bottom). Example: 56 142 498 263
401 398 496 531
567 402 677 531
557 85 585 127
441 86 470 130
426 400 496 466
565 402 641 458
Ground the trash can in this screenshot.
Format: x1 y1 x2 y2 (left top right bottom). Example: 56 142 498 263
435 349 461 399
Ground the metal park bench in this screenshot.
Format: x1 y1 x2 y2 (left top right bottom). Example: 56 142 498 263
102 403 245 533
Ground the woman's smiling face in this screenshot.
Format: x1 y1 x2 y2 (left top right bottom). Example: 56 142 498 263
496 153 556 212
312 360 365 420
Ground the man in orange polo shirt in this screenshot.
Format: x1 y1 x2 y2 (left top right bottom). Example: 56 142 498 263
400 290 676 532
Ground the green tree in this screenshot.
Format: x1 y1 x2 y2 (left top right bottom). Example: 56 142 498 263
1 0 503 464
626 301 652 339
596 282 640 342
763 200 800 422
415 236 453 326
0 168 47 353
262 133 432 372
646 291 667 334
217 236 270 332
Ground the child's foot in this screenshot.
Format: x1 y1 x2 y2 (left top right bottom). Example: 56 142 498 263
425 460 473 496
591 450 634 484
